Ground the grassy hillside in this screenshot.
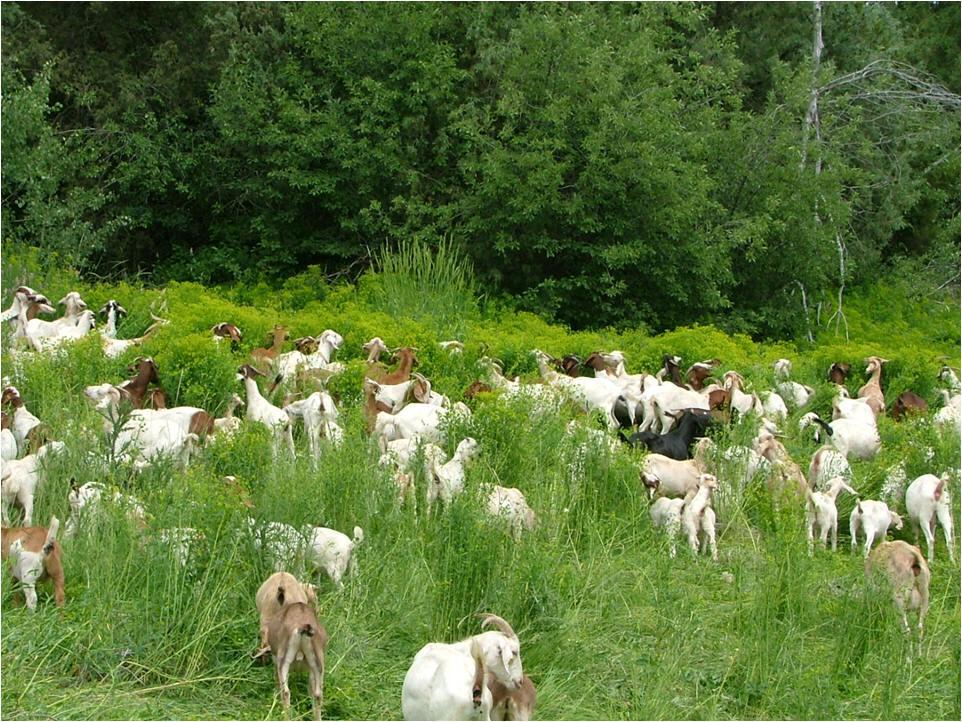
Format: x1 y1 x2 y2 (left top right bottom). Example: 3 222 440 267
1 251 959 720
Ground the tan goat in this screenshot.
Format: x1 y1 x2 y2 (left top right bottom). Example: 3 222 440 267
865 540 930 639
489 674 537 721
267 586 328 721
254 571 319 658
857 356 888 417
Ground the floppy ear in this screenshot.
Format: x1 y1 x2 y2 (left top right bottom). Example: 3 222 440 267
500 641 514 672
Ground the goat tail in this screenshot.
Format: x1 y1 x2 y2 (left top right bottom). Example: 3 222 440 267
469 637 486 708
811 415 834 437
267 374 284 397
43 516 60 554
352 526 364 544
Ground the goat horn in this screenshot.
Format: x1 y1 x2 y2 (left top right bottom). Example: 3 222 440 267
478 613 518 640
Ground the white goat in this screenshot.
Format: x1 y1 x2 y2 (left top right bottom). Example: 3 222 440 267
805 476 858 554
934 390 961 431
23 291 87 349
285 391 341 462
485 485 537 538
1 441 64 525
682 473 719 561
798 412 880 460
237 365 295 457
373 403 449 445
304 525 363 589
30 309 97 352
402 614 524 722
723 372 764 418
640 453 704 500
650 496 686 558
850 500 904 558
904 473 955 563
1 415 16 461
2 386 46 452
428 438 481 510
807 446 853 490
64 481 147 538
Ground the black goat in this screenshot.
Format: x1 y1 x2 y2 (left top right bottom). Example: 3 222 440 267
623 408 713 460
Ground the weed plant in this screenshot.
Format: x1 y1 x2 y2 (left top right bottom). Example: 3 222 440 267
0 248 959 720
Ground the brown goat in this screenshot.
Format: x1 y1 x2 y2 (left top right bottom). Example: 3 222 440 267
2 521 65 607
891 391 928 421
828 362 851 385
267 589 328 721
857 356 888 417
1 387 51 453
251 325 289 370
120 357 162 410
363 378 394 432
489 674 537 721
465 381 493 399
866 540 930 639
662 355 684 386
686 359 721 391
379 347 419 386
211 322 243 347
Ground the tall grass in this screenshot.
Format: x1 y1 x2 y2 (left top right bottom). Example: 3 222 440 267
0 267 959 720
369 235 479 338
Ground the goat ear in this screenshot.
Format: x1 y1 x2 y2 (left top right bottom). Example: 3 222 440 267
499 641 513 672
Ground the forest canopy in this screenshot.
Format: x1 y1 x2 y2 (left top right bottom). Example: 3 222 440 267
2 2 959 337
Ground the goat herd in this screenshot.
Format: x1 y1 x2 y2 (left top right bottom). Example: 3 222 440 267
1 284 960 720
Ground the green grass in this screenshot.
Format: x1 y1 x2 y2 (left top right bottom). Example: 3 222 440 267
0 254 959 720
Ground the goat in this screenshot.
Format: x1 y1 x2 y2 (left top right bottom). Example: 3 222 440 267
650 496 686 558
1 412 16 461
284 391 342 462
120 357 164 410
237 365 296 457
798 412 880 460
402 614 524 722
865 541 930 640
625 408 713 461
439 340 465 354
682 473 719 561
211 322 243 347
1 285 39 329
939 364 961 393
30 309 97 351
856 356 888 417
304 525 363 589
640 381 709 435
850 500 904 558
485 485 537 539
807 446 852 490
101 310 168 359
934 389 961 430
267 585 328 721
760 390 788 422
363 378 397 432
1 386 50 453
254 571 319 658
828 362 851 385
2 516 65 608
754 431 807 499
428 438 481 511
891 391 928 421
1 441 65 525
722 371 763 418
904 473 955 563
639 453 704 500
489 675 536 721
213 394 245 437
373 403 449 445
11 293 55 344
23 291 88 349
65 481 148 537
686 359 721 391
99 300 127 339
805 476 858 554
378 347 420 386
251 324 289 371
